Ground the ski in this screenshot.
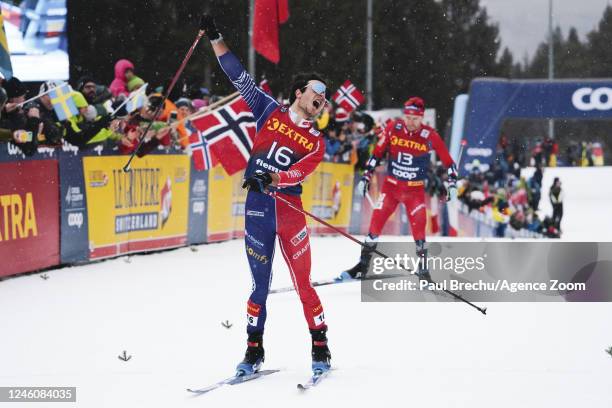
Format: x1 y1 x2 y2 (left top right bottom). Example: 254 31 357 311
187 369 279 395
297 369 331 391
270 273 406 294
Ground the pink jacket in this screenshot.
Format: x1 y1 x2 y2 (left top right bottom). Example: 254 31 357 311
109 59 134 97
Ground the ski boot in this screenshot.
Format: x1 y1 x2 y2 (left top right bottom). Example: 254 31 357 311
415 240 432 283
337 235 378 281
310 327 331 374
236 331 264 376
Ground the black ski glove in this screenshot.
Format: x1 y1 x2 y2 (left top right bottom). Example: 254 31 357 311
242 173 273 193
200 14 221 41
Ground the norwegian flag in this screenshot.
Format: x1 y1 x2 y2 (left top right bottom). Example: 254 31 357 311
186 120 215 171
333 80 365 113
191 97 256 175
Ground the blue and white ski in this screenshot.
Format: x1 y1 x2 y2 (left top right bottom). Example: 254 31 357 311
297 369 331 391
187 369 279 395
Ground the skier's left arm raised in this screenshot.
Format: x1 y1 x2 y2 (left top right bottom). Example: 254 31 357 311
200 14 278 131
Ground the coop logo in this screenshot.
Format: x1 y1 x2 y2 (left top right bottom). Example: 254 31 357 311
192 201 205 214
67 212 84 229
572 87 612 111
466 147 493 157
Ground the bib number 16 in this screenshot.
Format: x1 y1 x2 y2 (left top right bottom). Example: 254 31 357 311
267 141 293 167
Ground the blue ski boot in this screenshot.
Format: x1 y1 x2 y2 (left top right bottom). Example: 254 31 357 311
310 327 331 374
236 332 264 376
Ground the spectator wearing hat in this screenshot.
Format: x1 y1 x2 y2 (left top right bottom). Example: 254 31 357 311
334 107 350 127
76 75 112 106
175 97 194 117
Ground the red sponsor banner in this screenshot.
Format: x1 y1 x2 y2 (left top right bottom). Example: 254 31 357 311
0 160 60 277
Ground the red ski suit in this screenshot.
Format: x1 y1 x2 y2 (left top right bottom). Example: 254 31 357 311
368 120 454 240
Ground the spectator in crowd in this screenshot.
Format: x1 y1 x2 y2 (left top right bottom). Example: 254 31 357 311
23 82 64 145
529 163 543 210
492 188 510 237
175 98 194 117
76 76 112 106
1 77 41 155
110 59 143 97
549 177 563 229
324 126 341 161
334 128 353 163
62 99 115 149
124 98 172 156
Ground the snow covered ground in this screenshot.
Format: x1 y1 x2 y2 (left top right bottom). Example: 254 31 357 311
1 235 611 407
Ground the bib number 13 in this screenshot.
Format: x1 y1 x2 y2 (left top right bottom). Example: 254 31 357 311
398 152 413 165
267 141 293 167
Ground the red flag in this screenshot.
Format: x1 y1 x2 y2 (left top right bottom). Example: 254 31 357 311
253 0 289 64
333 80 365 113
191 97 256 176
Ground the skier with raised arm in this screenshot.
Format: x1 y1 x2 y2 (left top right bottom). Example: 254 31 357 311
200 15 332 376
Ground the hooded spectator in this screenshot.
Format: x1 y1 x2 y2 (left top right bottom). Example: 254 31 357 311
110 59 140 97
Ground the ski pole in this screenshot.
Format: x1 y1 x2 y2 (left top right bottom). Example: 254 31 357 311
123 17 207 172
268 191 487 315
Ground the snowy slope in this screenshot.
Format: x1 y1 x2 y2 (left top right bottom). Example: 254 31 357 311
1 237 611 408
522 166 612 241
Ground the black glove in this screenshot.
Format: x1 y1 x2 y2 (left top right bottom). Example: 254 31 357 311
242 173 273 193
200 14 221 40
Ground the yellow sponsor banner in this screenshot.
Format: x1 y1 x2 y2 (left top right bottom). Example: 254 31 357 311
207 165 246 241
302 162 354 233
83 155 190 259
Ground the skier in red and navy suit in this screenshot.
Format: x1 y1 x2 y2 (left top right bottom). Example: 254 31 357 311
340 97 458 281
201 15 332 376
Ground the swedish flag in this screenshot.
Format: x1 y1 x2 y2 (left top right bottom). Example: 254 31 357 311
0 15 13 79
49 83 79 121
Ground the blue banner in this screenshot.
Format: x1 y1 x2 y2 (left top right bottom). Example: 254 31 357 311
460 79 612 175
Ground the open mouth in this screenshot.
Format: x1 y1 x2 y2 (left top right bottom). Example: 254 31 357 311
312 100 321 109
